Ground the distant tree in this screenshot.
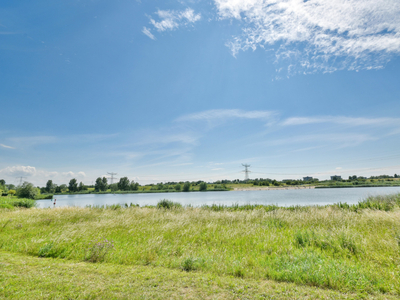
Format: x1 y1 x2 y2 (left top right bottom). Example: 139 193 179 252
55 185 62 193
46 180 54 193
7 184 16 190
68 178 78 192
118 177 130 191
78 181 87 191
16 182 39 199
102 177 108 191
175 184 181 191
8 189 16 197
94 177 108 192
0 179 5 186
95 177 102 192
130 181 139 191
109 183 118 192
199 182 207 191
59 184 68 192
157 183 164 190
183 182 191 192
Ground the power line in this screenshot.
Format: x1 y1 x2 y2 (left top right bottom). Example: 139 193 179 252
107 172 118 185
242 164 251 181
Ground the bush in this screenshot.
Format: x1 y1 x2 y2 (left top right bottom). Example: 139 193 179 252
182 182 191 192
157 199 182 209
16 182 39 199
85 238 114 262
181 257 195 271
199 182 207 191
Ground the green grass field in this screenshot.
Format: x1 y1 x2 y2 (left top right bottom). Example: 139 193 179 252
1 194 400 299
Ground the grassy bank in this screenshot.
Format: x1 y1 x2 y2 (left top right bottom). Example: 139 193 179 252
1 194 400 298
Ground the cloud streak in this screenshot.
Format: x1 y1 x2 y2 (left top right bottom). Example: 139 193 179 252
281 116 400 127
142 27 155 40
176 109 278 125
144 8 201 39
0 143 14 149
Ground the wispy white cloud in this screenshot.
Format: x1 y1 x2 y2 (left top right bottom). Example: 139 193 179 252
176 109 278 126
214 0 400 74
282 116 400 127
148 8 201 33
142 27 155 40
0 143 14 149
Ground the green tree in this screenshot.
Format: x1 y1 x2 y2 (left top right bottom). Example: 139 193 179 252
16 182 39 199
175 184 181 191
68 178 78 192
46 180 54 193
130 181 139 191
199 182 207 191
182 182 190 192
109 183 118 192
8 189 16 197
95 177 102 192
78 181 87 191
59 184 68 192
7 184 15 190
0 179 5 186
118 177 130 191
102 177 108 191
95 177 108 192
95 177 104 192
55 185 62 193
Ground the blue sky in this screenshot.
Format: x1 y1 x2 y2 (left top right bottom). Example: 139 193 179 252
1 0 400 186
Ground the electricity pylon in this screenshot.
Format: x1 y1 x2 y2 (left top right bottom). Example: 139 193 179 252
242 164 251 181
107 172 118 184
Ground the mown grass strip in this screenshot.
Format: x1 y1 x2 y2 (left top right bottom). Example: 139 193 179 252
0 251 397 300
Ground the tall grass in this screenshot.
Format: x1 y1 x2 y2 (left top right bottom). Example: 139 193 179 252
0 197 36 208
0 195 399 295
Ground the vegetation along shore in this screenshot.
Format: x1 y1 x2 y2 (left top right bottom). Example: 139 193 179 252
1 194 399 299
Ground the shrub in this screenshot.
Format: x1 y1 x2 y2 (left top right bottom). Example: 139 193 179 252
181 257 195 271
11 199 36 208
199 182 207 191
157 199 182 209
85 238 114 262
16 182 39 199
182 182 191 192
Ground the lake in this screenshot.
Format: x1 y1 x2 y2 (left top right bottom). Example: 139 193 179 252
36 186 400 208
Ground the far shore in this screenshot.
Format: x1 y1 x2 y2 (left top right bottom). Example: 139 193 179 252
233 186 316 191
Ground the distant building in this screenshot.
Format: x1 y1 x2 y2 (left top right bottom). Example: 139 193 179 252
303 176 313 181
331 175 342 181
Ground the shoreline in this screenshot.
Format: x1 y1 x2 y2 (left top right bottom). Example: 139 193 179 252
233 186 315 191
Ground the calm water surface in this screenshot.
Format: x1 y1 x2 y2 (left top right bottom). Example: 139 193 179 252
36 186 400 208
